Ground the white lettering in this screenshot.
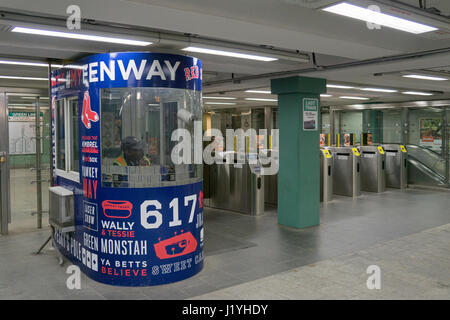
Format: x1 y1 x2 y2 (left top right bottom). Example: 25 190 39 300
146 60 166 80
164 60 180 80
100 60 115 81
118 59 147 80
89 62 98 83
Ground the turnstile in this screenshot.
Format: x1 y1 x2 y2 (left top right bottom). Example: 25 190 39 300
359 146 386 193
382 144 408 189
208 152 265 215
330 147 361 197
320 149 333 202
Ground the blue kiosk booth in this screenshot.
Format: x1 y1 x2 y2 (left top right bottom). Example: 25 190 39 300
49 52 204 286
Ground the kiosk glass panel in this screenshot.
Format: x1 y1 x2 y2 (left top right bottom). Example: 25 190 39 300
55 99 66 171
70 98 79 172
100 87 202 188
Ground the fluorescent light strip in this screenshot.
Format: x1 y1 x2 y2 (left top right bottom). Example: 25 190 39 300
327 84 355 89
7 93 39 96
245 90 272 94
322 2 438 34
202 96 236 100
0 75 48 81
22 96 49 99
204 102 236 105
11 26 152 46
402 91 433 96
182 46 278 62
245 98 278 102
0 60 63 68
360 88 398 93
402 74 448 81
320 94 333 97
9 106 49 109
339 96 369 100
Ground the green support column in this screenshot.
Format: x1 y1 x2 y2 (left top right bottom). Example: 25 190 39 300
271 76 326 229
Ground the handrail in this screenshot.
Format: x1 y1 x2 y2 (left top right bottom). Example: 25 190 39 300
406 143 444 158
407 156 446 184
405 144 446 177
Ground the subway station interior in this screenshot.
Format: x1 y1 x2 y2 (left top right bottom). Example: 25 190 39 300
0 0 449 300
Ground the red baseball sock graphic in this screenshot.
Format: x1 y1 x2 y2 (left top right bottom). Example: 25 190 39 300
81 91 98 129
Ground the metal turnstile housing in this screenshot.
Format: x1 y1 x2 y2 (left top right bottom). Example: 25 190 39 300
382 144 408 189
330 147 361 197
359 146 386 193
208 152 265 215
320 149 333 202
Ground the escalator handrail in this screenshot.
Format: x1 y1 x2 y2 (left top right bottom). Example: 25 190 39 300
406 144 446 174
407 155 446 183
405 143 445 160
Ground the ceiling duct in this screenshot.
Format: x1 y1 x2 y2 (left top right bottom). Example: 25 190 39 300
0 10 310 64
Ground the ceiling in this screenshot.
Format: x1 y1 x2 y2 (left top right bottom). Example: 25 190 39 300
0 0 449 110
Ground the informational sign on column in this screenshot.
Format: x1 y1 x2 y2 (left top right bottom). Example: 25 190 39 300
302 98 318 131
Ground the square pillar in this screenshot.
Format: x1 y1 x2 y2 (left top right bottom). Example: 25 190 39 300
271 76 326 229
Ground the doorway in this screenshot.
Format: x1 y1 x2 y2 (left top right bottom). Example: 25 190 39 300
0 89 50 235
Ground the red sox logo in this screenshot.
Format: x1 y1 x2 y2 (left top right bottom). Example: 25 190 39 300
81 91 99 129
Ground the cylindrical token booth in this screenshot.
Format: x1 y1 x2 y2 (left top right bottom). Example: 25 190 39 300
50 52 204 286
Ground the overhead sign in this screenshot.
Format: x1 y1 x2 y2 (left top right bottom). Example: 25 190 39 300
51 52 202 96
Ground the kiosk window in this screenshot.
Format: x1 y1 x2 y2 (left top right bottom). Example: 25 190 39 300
54 97 80 180
100 87 202 188
55 99 65 171
70 98 79 173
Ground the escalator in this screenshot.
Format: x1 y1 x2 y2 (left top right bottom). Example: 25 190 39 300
406 144 448 187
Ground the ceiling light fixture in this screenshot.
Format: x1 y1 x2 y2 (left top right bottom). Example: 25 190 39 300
245 90 272 94
360 88 398 93
202 96 237 100
320 94 333 97
21 96 49 99
402 74 448 81
8 105 49 110
402 91 434 96
0 75 48 81
339 96 369 100
322 2 438 34
0 60 63 68
204 102 237 105
245 98 278 102
11 26 152 46
327 84 355 89
182 46 278 62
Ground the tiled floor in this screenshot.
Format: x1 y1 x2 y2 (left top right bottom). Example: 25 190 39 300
0 186 449 299
191 223 450 300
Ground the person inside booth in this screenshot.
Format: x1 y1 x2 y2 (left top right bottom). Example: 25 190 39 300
114 136 151 166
